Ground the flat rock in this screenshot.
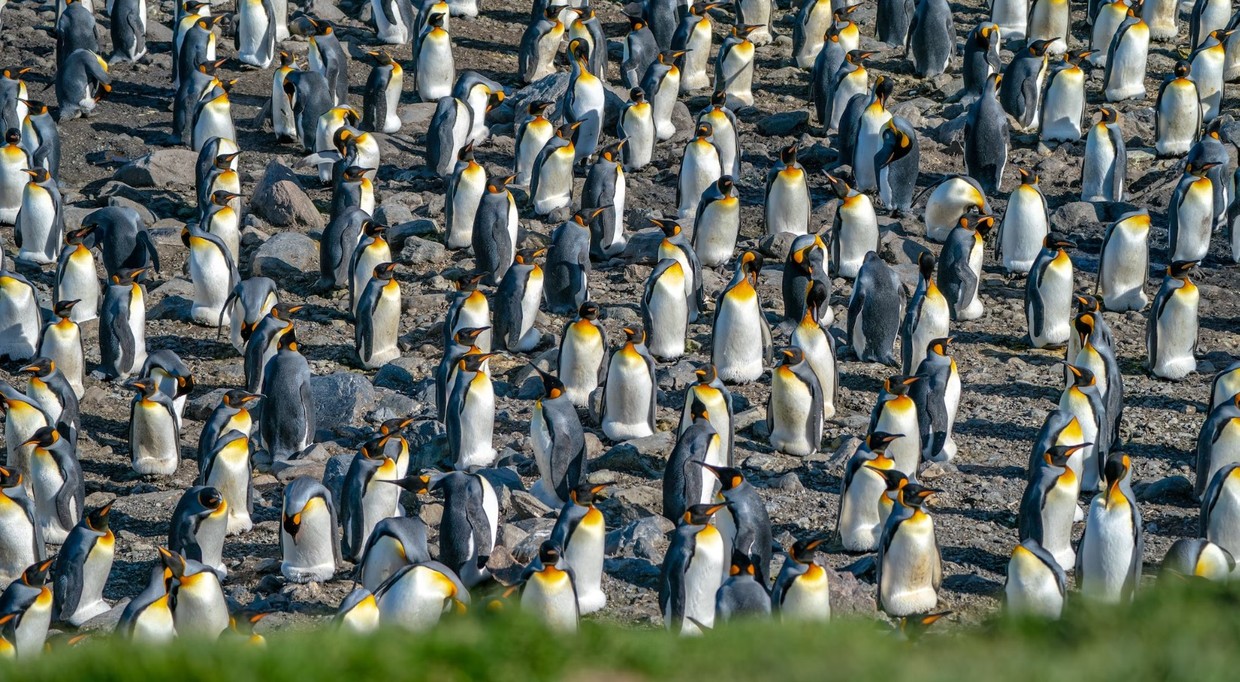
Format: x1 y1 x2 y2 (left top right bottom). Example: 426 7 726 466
310 373 380 433
114 149 199 187
251 232 318 279
757 110 809 136
250 161 322 229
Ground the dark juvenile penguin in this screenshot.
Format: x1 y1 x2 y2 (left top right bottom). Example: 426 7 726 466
964 73 1009 194
906 0 955 77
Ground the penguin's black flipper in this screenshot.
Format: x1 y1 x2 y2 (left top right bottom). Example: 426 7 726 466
300 377 317 445
1109 125 1127 200
464 476 494 555
55 460 84 533
1028 256 1048 339
137 230 161 273
659 531 693 627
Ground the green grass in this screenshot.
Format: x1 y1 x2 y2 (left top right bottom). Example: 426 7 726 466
11 581 1240 681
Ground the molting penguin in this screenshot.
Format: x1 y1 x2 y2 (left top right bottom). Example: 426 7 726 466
1081 106 1127 202
1155 61 1202 157
1146 260 1200 380
997 168 1050 274
848 252 905 365
1026 236 1076 348
601 326 657 441
472 176 520 287
1143 0 1179 39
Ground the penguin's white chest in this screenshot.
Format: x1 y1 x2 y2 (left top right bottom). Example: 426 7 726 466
205 446 253 534
1099 224 1148 309
131 401 178 476
792 324 835 417
1206 421 1240 488
560 325 604 406
0 499 36 579
713 287 765 382
565 510 606 614
875 398 921 475
1207 481 1240 557
361 535 410 591
454 374 496 468
836 195 879 278
282 498 336 582
839 466 888 551
603 350 654 441
1041 475 1079 569
781 564 831 620
646 270 688 359
880 513 939 615
1152 286 1199 379
1079 500 1136 603
679 527 723 633
30 454 72 542
854 109 893 190
378 566 454 631
521 569 578 632
769 368 816 455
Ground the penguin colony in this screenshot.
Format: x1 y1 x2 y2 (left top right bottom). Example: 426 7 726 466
0 0 1236 654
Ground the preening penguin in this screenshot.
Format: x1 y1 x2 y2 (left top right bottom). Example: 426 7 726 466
358 516 431 592
876 116 920 216
1025 235 1076 348
997 168 1050 274
876 483 942 617
712 251 773 383
848 251 905 365
169 486 228 577
390 470 498 588
1155 61 1202 157
1081 106 1128 202
280 477 340 584
1076 454 1143 603
601 325 657 441
767 347 824 456
964 74 1009 194
938 214 995 321
220 277 278 355
1004 539 1067 619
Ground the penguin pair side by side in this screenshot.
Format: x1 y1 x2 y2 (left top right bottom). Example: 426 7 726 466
385 470 499 589
837 433 904 552
1019 438 1089 572
790 281 838 420
876 483 942 617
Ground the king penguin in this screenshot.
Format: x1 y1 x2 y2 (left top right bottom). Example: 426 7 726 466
1004 539 1067 618
1026 235 1076 348
1103 9 1150 101
910 338 961 463
906 0 955 77
1081 106 1128 202
548 482 608 614
837 433 904 551
901 253 950 375
660 502 727 635
997 169 1050 274
558 302 608 407
601 326 657 441
1018 442 1088 570
848 251 905 365
1076 454 1143 603
528 366 588 506
876 483 942 617
712 251 773 383
965 74 1009 194
1147 260 1200 380
494 248 546 353
1155 61 1202 157
767 347 824 457
939 214 995 321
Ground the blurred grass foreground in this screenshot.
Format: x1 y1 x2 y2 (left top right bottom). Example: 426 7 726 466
8 580 1240 682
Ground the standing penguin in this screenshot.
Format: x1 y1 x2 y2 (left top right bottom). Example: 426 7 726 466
472 177 519 288
643 259 689 360
794 0 839 68
348 221 392 319
0 559 54 657
39 303 85 399
666 399 724 522
698 90 742 179
901 253 950 375
261 329 316 463
1041 50 1091 142
876 116 920 216
24 426 82 544
1026 0 1068 54
848 251 905 365
446 353 497 469
529 368 588 506
549 483 607 614
693 175 741 267
877 0 915 46
1091 0 1129 65
518 542 580 633
340 438 402 563
819 50 873 132
939 214 995 321
494 248 546 353
997 169 1050 274
1169 162 1217 263
715 24 758 108
395 470 498 587
426 95 472 178
906 0 955 77
963 23 1003 98
712 251 773 383
564 39 605 161
1103 10 1150 101
767 348 824 457
770 538 830 621
355 263 401 369
1026 236 1076 348
965 74 1009 194
1097 210 1150 311
0 129 27 226
582 140 627 259
1004 539 1067 618
1076 454 1143 603
1201 464 1240 557
642 50 684 142
125 377 180 476
14 167 62 265
601 326 657 442
1019 443 1088 571
869 375 924 476
99 267 148 380
55 229 100 325
672 3 722 92
678 365 735 466
169 486 228 577
0 467 42 587
783 234 832 327
280 477 340 583
1197 394 1240 499
1060 364 1109 491
617 89 654 171
182 225 238 328
544 209 597 315
531 123 579 217
876 483 942 617
516 101 556 186
838 434 903 551
558 302 608 407
660 502 727 635
518 7 564 84
765 144 811 236
52 502 112 626
1147 261 1200 380
1143 0 1179 39
827 174 880 279
220 277 278 355
360 52 402 135
446 145 483 251
1081 106 1128 202
622 11 660 89
676 123 722 223
911 338 961 463
1191 30 1229 121
1155 61 1202 157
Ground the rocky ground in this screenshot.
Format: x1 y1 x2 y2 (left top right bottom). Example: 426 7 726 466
0 0 1235 634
